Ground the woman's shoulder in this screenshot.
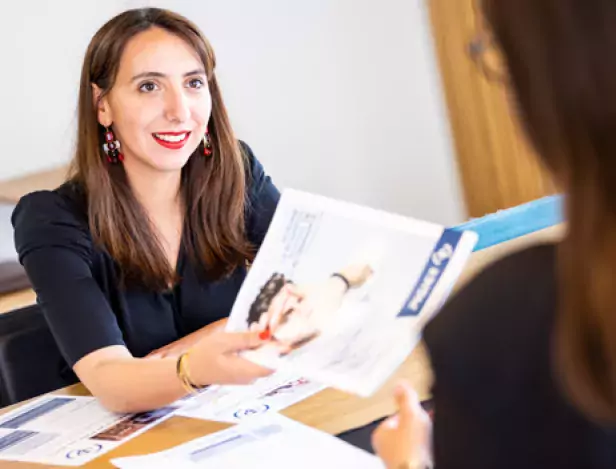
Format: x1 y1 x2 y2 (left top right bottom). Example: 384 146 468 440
13 181 88 227
424 243 558 360
12 181 92 258
239 140 264 180
459 242 557 298
423 243 559 403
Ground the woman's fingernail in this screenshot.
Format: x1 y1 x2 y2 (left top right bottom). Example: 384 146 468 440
386 415 400 428
259 329 271 340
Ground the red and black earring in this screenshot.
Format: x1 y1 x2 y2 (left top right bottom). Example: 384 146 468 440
203 126 213 156
103 127 124 164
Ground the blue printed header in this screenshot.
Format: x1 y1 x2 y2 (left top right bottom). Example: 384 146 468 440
398 229 463 317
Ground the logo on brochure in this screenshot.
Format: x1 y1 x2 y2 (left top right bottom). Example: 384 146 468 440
233 404 271 419
66 443 103 460
431 243 453 266
399 229 462 317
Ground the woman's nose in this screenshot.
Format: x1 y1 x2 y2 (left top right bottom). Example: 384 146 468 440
164 87 190 123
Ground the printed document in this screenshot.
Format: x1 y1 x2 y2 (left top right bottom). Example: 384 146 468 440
226 189 477 396
176 370 325 423
0 394 176 466
111 413 383 469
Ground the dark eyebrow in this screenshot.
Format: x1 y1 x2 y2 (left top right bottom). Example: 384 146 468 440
131 69 207 81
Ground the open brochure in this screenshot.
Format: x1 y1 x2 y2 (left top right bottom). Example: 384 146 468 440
111 413 383 469
227 189 477 396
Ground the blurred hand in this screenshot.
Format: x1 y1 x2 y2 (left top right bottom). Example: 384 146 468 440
261 283 307 332
252 266 373 348
372 382 433 469
187 329 274 385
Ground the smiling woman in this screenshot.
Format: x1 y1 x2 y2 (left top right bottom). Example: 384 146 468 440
11 8 281 413
94 26 213 175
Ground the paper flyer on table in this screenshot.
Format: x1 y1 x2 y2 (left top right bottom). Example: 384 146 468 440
0 394 177 466
227 189 477 396
176 370 326 423
111 412 383 469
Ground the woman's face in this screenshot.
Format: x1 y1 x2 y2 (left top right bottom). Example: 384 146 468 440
95 27 211 173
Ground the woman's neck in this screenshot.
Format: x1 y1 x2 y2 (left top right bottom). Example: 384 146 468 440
123 159 182 216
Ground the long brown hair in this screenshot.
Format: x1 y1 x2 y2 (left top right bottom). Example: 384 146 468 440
484 0 616 422
69 8 253 290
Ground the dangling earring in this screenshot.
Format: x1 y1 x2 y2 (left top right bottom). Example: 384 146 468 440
103 127 124 164
203 126 213 156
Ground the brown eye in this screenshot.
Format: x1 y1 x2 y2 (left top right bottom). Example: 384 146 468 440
187 78 205 89
139 81 158 93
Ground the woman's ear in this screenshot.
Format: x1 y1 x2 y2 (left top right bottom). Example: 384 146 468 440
91 84 113 127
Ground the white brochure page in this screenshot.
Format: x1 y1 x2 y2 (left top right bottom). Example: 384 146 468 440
111 412 384 469
0 395 177 466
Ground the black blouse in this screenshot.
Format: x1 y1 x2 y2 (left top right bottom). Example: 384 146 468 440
12 142 280 367
424 244 616 468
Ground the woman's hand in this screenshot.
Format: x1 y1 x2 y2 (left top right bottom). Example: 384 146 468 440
254 282 336 345
147 318 228 359
372 382 433 469
186 329 274 385
256 283 306 332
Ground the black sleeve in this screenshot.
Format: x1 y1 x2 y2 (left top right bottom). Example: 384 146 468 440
12 191 126 367
422 245 557 468
240 141 281 249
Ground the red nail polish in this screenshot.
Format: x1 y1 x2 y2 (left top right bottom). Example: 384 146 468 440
259 329 271 340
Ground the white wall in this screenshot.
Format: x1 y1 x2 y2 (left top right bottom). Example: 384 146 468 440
2 0 466 225
0 1 129 179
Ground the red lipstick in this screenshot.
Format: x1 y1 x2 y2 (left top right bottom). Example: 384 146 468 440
152 131 191 150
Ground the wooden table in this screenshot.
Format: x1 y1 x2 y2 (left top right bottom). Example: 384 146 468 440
0 224 566 468
0 166 67 205
0 344 432 469
0 289 37 315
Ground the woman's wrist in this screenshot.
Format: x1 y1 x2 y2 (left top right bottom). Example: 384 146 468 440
176 350 207 394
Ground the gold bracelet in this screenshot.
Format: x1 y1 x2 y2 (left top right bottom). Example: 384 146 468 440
180 353 202 394
184 352 208 391
176 351 206 394
176 353 194 394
